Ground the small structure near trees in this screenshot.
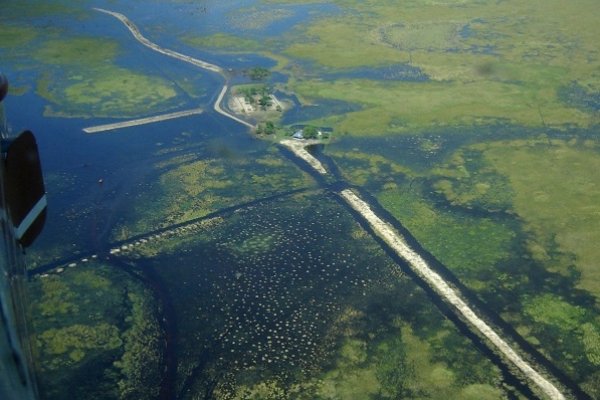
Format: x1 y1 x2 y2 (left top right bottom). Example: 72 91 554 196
231 85 283 113
291 125 329 140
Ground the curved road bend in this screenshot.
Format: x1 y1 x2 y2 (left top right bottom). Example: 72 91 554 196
94 8 254 130
214 85 254 128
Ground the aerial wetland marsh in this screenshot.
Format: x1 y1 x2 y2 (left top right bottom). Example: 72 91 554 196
1 0 599 398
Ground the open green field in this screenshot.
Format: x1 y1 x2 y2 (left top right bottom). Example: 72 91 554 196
278 0 599 135
181 0 599 135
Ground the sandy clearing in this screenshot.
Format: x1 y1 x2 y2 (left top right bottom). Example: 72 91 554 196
280 139 327 174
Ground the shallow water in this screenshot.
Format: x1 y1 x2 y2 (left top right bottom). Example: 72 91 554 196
6 1 599 399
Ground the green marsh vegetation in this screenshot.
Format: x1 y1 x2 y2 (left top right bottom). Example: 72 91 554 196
476 139 600 297
29 263 164 399
1 6 188 118
377 175 600 396
0 25 38 49
0 0 78 19
331 133 600 396
273 0 599 135
8 0 599 397
125 193 513 399
33 37 183 118
228 6 294 31
181 0 599 133
110 147 312 241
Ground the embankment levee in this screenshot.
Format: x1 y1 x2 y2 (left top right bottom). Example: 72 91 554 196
83 108 204 133
94 8 254 131
282 138 566 399
29 187 312 277
91 8 569 398
280 139 328 174
339 188 566 400
94 8 223 74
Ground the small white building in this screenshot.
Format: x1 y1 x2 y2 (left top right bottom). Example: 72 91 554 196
292 130 304 140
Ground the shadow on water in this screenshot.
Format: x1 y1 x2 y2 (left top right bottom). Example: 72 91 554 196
306 144 344 181
276 144 329 187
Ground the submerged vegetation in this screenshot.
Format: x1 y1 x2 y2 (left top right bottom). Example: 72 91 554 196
124 193 512 399
1 16 193 118
110 146 312 239
33 37 183 118
335 133 600 396
29 263 163 399
6 0 599 398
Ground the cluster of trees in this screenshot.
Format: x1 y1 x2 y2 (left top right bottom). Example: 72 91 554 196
239 85 272 110
300 126 330 139
246 67 270 81
303 125 319 139
256 121 276 135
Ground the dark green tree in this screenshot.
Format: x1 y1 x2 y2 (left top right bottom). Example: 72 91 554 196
264 121 276 135
303 125 319 139
247 67 270 81
259 94 272 110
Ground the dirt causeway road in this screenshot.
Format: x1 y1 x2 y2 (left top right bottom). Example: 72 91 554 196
94 8 254 130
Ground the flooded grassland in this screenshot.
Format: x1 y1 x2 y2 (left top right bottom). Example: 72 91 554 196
328 130 600 396
29 261 164 399
118 192 516 399
2 0 599 399
232 0 599 396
